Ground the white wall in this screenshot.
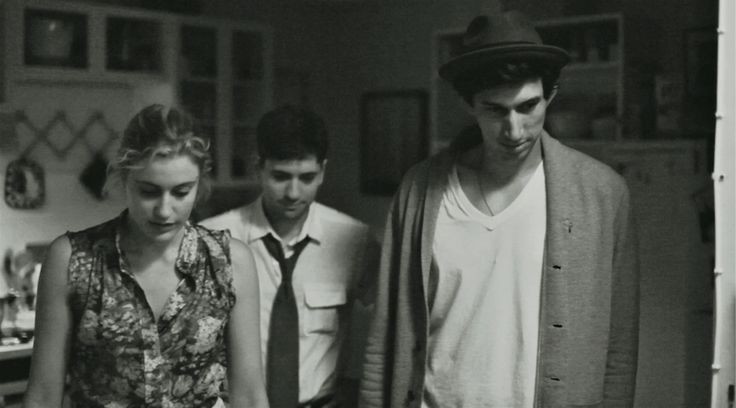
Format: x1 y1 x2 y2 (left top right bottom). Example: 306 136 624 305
0 80 176 253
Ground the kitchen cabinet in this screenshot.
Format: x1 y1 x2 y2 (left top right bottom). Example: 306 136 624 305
177 18 273 186
3 0 177 84
0 342 32 408
2 0 273 187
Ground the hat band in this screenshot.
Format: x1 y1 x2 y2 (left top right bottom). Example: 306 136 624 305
463 40 541 53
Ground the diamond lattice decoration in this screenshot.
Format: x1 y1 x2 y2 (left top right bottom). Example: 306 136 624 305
16 110 119 159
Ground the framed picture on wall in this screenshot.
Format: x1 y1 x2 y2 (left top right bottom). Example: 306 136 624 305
360 90 428 195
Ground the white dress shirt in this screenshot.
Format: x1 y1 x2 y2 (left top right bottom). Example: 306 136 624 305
200 198 376 403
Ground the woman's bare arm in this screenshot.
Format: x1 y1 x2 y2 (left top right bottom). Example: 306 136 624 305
23 235 73 408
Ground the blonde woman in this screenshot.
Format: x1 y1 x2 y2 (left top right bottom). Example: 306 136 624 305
23 104 268 408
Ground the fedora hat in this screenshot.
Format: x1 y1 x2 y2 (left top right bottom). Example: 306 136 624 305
439 10 570 82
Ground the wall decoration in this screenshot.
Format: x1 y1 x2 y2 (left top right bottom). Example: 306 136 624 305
4 157 45 209
15 110 118 160
79 154 109 200
12 110 119 200
360 90 428 195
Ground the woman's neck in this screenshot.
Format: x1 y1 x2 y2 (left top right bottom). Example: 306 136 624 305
119 218 184 263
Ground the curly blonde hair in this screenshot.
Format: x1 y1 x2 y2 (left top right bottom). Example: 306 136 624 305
106 104 213 204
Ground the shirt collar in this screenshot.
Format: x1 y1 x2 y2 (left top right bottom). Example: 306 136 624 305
248 197 323 246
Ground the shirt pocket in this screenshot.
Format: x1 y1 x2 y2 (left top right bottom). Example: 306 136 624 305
302 283 347 335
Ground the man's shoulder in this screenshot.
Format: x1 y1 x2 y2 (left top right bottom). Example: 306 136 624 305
396 151 451 192
313 202 369 231
548 138 626 187
198 203 252 230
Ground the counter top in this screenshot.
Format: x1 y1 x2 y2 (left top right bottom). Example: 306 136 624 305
0 341 32 361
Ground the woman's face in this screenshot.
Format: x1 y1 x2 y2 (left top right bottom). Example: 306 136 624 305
123 154 200 243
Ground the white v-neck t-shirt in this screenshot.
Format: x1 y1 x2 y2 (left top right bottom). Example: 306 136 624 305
423 162 547 408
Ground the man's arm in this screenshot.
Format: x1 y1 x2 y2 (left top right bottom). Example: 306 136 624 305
603 184 640 406
329 230 382 407
355 231 381 307
358 195 407 408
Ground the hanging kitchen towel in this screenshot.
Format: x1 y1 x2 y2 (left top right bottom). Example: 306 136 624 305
79 153 109 200
4 157 45 209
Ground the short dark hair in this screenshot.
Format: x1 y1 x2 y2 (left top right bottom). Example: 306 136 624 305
256 105 329 163
452 59 563 105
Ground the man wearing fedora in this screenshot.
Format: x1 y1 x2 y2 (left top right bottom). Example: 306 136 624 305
359 9 639 408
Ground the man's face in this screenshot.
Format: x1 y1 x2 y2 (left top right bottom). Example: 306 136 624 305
469 77 554 163
259 155 325 224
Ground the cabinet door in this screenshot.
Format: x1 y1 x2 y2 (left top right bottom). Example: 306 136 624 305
178 24 219 177
23 8 89 69
176 22 271 186
228 28 270 183
105 16 163 73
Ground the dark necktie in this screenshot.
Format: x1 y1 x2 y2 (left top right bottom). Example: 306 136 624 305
262 233 310 408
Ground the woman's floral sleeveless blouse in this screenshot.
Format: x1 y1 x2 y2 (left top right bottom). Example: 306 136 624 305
65 214 235 408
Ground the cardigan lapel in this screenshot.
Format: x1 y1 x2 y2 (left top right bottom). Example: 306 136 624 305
536 132 576 406
419 151 453 304
541 132 576 272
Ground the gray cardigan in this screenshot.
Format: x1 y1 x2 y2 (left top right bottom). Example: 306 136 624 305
359 133 639 408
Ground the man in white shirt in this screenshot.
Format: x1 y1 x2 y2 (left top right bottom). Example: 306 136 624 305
201 105 378 408
360 9 639 408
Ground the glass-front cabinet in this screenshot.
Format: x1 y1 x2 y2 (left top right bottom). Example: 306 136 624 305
231 30 267 181
105 16 163 73
3 0 273 187
4 0 173 82
178 21 272 186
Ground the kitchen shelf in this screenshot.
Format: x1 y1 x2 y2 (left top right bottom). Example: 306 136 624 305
536 13 624 140
0 342 33 401
0 342 33 362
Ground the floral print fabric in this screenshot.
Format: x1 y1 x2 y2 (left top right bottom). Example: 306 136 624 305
65 214 235 408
